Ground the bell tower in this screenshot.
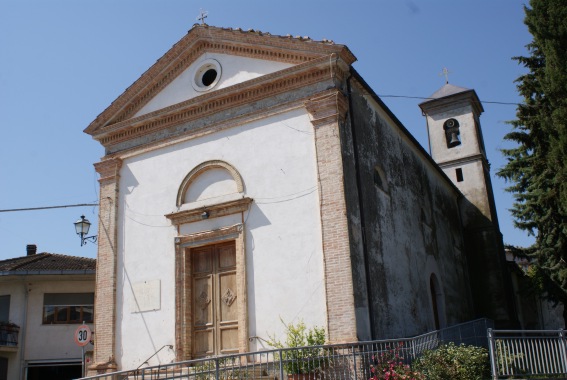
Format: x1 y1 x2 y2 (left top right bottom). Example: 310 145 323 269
419 84 516 327
419 84 495 225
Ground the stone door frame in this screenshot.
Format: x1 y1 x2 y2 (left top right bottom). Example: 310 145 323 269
174 224 248 361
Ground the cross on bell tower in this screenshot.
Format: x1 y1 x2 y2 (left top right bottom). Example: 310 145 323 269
439 67 451 84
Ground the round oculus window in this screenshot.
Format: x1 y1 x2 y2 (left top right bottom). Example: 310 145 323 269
192 59 222 92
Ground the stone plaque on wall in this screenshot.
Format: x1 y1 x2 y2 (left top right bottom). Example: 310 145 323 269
131 279 161 313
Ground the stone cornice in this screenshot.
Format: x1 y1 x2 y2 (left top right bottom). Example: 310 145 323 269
166 197 253 225
305 90 349 127
93 56 348 152
86 25 356 135
102 98 308 160
419 90 484 117
94 158 122 183
174 224 243 247
437 153 488 168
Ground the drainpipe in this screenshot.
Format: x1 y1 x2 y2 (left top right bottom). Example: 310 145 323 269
346 73 376 339
19 280 29 380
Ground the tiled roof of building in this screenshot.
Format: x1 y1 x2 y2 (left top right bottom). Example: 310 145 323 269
0 253 96 273
418 82 483 114
427 83 471 100
195 24 337 44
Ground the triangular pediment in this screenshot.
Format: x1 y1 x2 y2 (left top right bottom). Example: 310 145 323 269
85 24 356 137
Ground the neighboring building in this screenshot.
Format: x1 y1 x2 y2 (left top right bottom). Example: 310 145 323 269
83 25 515 374
0 245 95 380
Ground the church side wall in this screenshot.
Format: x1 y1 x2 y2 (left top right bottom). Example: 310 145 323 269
114 109 327 369
344 81 474 339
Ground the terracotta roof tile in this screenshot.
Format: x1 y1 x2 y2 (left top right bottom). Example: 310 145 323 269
203 24 336 44
0 253 96 273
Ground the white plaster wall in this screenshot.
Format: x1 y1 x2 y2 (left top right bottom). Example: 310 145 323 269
135 53 293 117
441 160 492 222
426 105 481 163
116 108 326 369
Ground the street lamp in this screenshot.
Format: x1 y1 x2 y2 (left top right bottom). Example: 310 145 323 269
74 215 97 246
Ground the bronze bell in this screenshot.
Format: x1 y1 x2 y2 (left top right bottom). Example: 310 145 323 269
448 131 461 147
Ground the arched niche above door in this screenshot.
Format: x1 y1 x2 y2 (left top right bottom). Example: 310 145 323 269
176 160 244 207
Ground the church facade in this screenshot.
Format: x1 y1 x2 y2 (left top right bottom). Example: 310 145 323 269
84 25 513 373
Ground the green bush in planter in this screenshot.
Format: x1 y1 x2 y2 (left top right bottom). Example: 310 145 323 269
266 319 326 375
412 342 490 380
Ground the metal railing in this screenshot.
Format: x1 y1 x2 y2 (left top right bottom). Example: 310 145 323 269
488 328 567 379
0 323 19 347
80 318 492 380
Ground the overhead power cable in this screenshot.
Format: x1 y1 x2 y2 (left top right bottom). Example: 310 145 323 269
377 94 521 106
0 203 99 213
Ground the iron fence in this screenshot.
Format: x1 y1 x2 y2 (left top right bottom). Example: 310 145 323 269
79 318 492 380
488 328 567 379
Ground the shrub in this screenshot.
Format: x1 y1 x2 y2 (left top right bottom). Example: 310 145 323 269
266 319 327 375
413 342 490 380
369 343 425 380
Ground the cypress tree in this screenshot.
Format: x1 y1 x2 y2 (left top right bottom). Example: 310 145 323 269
498 0 567 325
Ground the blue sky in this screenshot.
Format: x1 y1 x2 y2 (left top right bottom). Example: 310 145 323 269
0 0 532 260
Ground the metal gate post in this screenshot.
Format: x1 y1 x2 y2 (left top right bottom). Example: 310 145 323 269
279 349 284 380
559 330 567 374
352 347 357 380
487 328 498 380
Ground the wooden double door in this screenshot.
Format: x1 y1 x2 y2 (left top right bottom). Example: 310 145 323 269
191 241 239 358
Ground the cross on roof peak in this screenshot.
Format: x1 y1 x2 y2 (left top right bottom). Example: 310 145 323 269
197 9 208 25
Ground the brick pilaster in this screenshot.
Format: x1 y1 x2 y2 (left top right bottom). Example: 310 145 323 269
88 157 122 375
306 90 357 343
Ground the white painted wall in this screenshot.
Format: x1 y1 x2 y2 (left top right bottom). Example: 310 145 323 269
116 108 326 369
135 53 293 117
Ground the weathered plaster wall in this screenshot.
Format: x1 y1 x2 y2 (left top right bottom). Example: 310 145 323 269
343 80 474 339
115 109 327 369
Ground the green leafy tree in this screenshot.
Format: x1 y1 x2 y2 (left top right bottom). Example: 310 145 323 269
497 0 567 325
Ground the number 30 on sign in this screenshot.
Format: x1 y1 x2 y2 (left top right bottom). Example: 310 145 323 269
74 324 92 347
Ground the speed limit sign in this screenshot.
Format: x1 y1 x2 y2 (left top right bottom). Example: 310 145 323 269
74 324 92 347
